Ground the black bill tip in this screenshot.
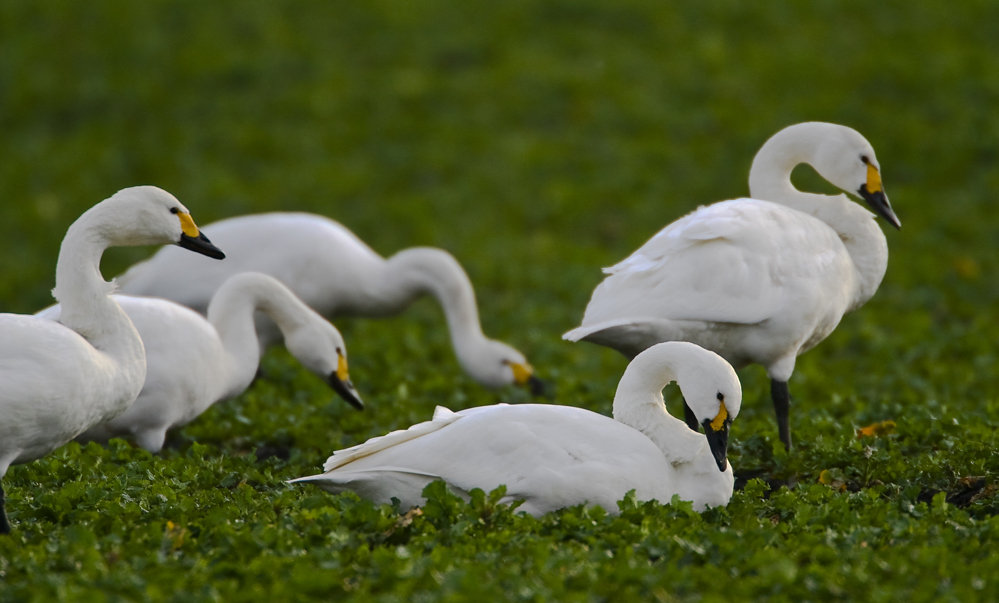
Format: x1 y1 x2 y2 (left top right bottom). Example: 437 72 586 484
178 232 226 259
701 418 730 472
527 374 552 399
858 186 901 230
329 373 364 411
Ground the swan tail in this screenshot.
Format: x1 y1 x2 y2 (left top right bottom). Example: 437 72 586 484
288 467 472 508
318 406 462 473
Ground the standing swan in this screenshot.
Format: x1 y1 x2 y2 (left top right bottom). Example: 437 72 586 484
115 213 544 394
564 122 901 450
37 272 364 453
290 342 741 516
0 186 224 534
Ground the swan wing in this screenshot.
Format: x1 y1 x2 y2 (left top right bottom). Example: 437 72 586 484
579 199 846 328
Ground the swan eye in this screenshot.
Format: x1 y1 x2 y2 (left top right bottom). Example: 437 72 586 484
860 155 870 165
170 207 180 214
717 392 724 401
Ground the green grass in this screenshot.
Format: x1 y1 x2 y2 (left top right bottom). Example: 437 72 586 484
2 0 999 600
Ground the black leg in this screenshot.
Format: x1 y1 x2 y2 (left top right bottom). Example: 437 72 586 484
0 481 10 535
771 379 792 451
682 398 700 432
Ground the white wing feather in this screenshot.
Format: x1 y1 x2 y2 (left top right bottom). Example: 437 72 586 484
583 199 845 327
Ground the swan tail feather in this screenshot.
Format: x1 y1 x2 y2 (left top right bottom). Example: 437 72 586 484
319 407 463 472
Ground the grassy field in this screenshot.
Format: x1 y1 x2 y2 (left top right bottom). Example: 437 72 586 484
2 0 999 600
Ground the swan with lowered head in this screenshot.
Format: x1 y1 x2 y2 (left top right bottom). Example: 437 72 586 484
114 213 545 395
564 122 901 450
290 341 741 516
37 272 364 453
0 186 224 534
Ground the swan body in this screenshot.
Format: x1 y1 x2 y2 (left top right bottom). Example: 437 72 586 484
564 123 901 449
37 272 363 453
0 186 224 533
291 342 741 517
116 213 542 393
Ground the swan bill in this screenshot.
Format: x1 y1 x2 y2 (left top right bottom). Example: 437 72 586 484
701 416 730 472
178 212 201 238
858 184 901 230
178 231 226 259
329 372 364 411
510 361 551 398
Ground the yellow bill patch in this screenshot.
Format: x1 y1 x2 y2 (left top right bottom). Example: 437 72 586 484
710 401 728 431
178 212 200 237
510 362 534 386
866 163 883 193
337 352 350 382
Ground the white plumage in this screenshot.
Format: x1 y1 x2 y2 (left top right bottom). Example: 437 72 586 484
115 212 543 393
564 122 901 449
37 272 363 453
291 342 742 517
0 186 224 533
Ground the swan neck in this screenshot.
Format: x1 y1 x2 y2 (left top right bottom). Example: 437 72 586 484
612 348 706 465
207 278 273 395
53 204 130 347
383 248 487 360
748 126 888 308
747 127 816 205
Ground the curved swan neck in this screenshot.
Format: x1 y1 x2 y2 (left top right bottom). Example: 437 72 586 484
612 346 707 466
747 124 824 203
207 274 313 395
748 123 889 307
382 248 488 358
53 202 131 348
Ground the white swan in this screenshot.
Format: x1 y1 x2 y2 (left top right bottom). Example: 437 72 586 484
290 341 741 516
115 213 544 394
0 186 224 534
37 272 363 453
563 122 901 450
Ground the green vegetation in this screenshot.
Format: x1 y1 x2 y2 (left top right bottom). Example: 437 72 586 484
2 0 998 600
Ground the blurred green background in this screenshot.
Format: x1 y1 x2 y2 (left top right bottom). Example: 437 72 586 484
2 1 998 601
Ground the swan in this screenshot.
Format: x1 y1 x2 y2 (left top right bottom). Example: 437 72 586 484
0 186 224 534
114 213 544 395
290 341 741 516
37 272 363 453
563 122 901 451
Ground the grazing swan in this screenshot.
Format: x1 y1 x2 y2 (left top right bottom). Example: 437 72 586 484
0 186 224 534
37 272 363 453
290 342 741 516
115 213 544 394
564 122 901 450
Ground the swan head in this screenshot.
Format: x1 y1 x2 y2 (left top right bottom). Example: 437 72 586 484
283 320 364 411
105 186 226 259
668 343 742 472
464 340 547 396
801 124 902 229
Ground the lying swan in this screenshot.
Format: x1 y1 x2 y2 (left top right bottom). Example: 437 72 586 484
115 213 544 394
564 122 900 450
290 341 741 516
0 186 224 533
37 272 363 453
